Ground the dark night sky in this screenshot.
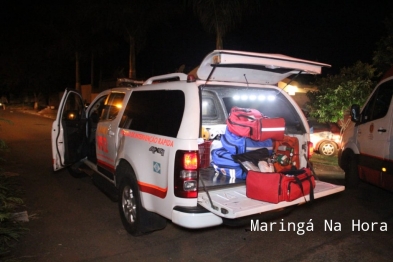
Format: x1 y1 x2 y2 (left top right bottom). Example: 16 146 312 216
138 1 393 78
2 1 393 84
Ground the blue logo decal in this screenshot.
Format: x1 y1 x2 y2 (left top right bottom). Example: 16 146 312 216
153 162 161 174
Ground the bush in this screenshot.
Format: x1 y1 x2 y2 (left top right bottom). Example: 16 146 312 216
0 139 27 258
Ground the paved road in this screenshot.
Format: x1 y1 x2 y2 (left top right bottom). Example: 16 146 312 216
1 110 392 262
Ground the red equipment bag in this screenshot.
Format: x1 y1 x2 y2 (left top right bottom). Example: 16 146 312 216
273 136 300 172
246 168 315 204
227 107 285 141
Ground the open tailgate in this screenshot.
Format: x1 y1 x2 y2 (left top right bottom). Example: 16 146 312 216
197 181 344 219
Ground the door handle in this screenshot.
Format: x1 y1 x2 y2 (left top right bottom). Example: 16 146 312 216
378 128 387 133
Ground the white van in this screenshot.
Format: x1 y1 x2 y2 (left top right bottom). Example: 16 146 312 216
52 50 344 236
338 67 393 191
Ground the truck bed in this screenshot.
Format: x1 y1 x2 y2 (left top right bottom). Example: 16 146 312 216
199 167 245 189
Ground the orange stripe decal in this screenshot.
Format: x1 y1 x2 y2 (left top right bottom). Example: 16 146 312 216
138 181 168 198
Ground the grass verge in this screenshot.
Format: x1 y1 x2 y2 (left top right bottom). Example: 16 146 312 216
311 153 339 166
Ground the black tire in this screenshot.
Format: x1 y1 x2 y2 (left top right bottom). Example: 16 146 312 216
319 141 336 156
117 162 167 235
344 150 359 189
67 163 86 178
118 171 144 236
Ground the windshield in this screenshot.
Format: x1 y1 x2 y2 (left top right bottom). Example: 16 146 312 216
202 86 306 134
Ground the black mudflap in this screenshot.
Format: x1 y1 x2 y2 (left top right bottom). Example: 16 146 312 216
139 208 167 234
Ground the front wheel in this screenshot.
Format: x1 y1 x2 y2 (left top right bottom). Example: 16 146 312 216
344 150 359 189
67 162 87 178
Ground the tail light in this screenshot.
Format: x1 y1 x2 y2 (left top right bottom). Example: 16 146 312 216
174 151 199 198
307 141 314 159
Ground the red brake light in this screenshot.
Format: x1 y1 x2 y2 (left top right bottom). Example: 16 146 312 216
174 151 199 198
183 152 198 169
308 141 314 158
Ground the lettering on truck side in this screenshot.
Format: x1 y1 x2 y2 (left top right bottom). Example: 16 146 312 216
122 130 174 147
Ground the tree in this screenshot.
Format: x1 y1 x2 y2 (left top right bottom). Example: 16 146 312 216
373 13 393 74
187 0 260 50
306 61 377 127
0 3 75 105
100 0 183 79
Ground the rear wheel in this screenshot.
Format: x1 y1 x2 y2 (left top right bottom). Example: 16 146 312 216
117 163 167 235
319 141 336 156
118 166 144 236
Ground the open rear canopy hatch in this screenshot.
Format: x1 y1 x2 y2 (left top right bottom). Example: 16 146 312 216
197 50 331 85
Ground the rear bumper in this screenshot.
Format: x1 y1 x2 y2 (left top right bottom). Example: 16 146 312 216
172 205 223 229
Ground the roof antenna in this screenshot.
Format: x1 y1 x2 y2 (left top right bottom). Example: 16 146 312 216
205 65 217 85
244 74 249 87
276 70 303 96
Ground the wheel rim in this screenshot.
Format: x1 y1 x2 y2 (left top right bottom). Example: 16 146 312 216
321 143 335 155
121 185 136 225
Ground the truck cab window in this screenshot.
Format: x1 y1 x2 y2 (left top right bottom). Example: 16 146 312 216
101 92 125 121
202 97 218 119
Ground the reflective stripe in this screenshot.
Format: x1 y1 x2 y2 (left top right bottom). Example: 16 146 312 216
261 127 285 131
138 181 168 199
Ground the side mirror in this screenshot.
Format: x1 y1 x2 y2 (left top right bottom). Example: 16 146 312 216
65 110 79 121
350 104 360 123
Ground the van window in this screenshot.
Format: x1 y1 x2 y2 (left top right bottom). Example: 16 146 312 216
101 92 125 121
361 80 393 123
88 95 108 120
121 90 185 137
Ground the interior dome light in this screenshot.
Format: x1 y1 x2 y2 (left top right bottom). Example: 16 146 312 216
241 95 248 101
249 95 257 100
233 95 240 100
268 95 276 101
258 95 266 101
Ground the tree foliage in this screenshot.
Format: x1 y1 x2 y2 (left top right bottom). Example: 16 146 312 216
92 0 183 79
306 61 377 125
306 13 393 127
187 0 260 49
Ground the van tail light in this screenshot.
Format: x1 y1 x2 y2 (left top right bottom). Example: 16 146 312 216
307 141 314 159
174 151 199 198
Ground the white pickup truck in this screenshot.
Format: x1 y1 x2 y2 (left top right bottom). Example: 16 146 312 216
52 50 345 236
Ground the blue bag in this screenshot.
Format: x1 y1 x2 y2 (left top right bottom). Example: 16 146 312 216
211 147 246 180
221 127 273 155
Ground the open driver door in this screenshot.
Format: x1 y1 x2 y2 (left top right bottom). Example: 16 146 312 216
51 89 86 171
